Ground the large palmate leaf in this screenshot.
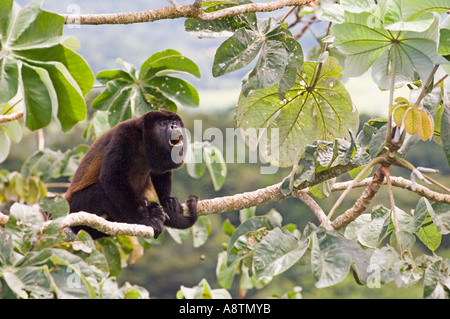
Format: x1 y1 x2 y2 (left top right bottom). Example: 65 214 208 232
329 0 448 90
92 50 200 127
0 0 94 132
211 15 303 98
236 55 358 167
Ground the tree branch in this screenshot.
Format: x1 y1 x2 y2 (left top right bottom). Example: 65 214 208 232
1 170 448 238
291 189 328 226
59 212 155 238
0 110 23 123
194 162 359 216
330 167 386 230
62 0 313 25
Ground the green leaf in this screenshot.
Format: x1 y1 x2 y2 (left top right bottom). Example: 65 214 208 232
107 86 133 127
146 76 199 108
49 249 98 299
308 178 335 199
344 205 390 248
0 115 23 143
6 203 44 253
140 49 200 81
416 219 441 251
216 251 238 289
21 148 73 181
423 259 450 299
402 0 450 21
91 51 200 126
1 269 28 299
96 70 134 84
428 202 450 235
311 229 352 288
166 227 190 244
192 216 211 248
213 28 263 77
227 216 281 267
241 40 288 96
0 127 11 163
98 238 122 277
186 142 207 179
253 228 308 277
16 43 94 96
438 15 450 56
20 63 54 130
441 105 450 166
178 278 232 299
237 56 358 167
0 57 19 103
368 246 403 284
203 144 227 191
0 1 93 130
277 37 303 99
91 80 130 111
39 195 69 219
331 10 446 89
7 0 63 46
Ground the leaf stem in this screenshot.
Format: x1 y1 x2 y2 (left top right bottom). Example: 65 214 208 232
386 42 398 148
326 157 386 221
414 65 439 106
382 166 402 254
394 158 450 193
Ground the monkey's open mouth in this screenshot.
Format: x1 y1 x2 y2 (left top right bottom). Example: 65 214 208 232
169 132 183 146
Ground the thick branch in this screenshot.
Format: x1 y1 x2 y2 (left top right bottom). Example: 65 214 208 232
59 212 155 238
194 162 359 216
62 0 312 25
1 170 449 237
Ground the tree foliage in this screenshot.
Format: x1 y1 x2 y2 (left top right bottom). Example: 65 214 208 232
1 0 450 299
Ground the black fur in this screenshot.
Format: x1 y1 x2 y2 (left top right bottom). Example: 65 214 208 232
66 110 198 239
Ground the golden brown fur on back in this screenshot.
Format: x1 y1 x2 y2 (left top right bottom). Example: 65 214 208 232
65 134 110 200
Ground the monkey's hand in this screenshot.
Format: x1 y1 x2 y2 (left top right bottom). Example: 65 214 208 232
140 202 167 238
185 195 198 221
161 195 198 229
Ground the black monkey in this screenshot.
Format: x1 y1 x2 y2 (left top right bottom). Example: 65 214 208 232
66 110 198 239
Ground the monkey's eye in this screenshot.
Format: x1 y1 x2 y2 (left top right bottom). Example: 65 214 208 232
160 120 170 127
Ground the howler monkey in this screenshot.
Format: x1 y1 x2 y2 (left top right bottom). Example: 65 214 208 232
66 110 198 239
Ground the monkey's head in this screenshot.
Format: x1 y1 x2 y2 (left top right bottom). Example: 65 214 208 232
142 110 187 172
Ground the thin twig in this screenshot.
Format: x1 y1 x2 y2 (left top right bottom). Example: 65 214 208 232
293 15 317 40
394 158 450 193
383 166 403 254
330 167 386 230
280 5 298 24
415 65 440 106
327 157 386 221
433 74 448 90
292 189 328 227
0 110 24 123
386 42 398 148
